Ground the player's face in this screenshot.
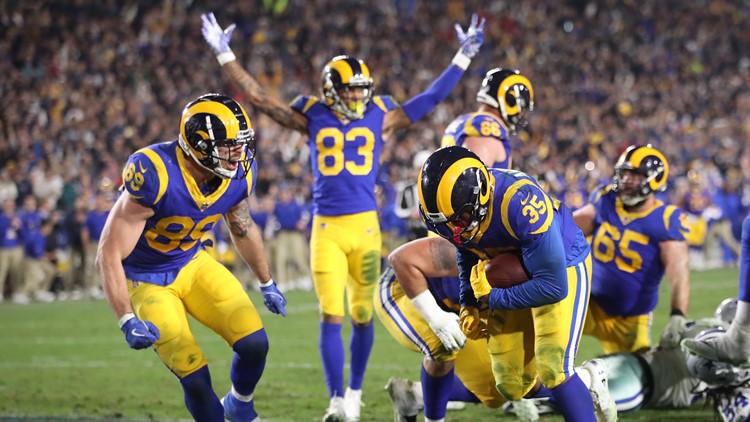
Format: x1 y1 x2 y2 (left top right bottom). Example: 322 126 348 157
216 143 245 172
617 169 644 197
341 86 368 106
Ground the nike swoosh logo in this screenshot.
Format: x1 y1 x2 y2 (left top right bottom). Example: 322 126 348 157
138 161 147 173
131 329 146 337
520 193 531 205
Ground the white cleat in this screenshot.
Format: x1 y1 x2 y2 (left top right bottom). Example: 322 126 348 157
682 335 750 367
322 396 347 422
344 387 364 421
582 359 618 422
384 377 423 422
502 399 540 421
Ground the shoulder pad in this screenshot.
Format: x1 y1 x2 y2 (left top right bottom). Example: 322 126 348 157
462 113 508 140
290 95 320 114
500 179 555 240
122 148 168 207
371 95 400 112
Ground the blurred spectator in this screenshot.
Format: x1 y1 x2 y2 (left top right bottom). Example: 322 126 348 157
0 199 24 302
1 0 749 292
269 183 311 291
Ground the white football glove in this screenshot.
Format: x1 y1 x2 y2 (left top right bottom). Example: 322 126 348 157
429 312 466 353
411 291 466 352
200 12 237 65
451 13 486 70
660 314 687 349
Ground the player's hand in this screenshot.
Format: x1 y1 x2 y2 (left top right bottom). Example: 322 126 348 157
454 13 486 59
120 316 160 350
470 260 492 301
428 312 466 352
260 280 288 316
201 12 236 55
459 306 486 340
660 314 687 349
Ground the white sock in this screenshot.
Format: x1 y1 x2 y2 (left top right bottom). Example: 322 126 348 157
231 385 254 402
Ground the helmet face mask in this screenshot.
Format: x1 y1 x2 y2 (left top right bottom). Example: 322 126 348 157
612 144 668 206
476 68 534 135
178 93 256 179
418 146 492 246
321 55 374 120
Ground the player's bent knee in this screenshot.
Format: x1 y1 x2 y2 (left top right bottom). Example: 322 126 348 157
481 396 505 409
232 329 269 360
349 304 373 324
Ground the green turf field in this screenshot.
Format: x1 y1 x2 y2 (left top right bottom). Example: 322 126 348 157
0 267 739 421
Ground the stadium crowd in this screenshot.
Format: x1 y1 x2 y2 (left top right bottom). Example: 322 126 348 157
1 0 750 303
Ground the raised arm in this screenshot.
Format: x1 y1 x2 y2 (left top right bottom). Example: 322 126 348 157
382 13 486 139
201 12 308 133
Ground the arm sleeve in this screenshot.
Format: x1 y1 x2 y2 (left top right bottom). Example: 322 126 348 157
457 248 481 308
488 221 569 310
402 65 464 123
122 151 163 208
487 183 569 310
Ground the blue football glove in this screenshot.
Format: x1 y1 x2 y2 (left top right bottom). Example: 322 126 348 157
201 12 237 64
454 13 486 59
120 316 160 350
260 280 288 317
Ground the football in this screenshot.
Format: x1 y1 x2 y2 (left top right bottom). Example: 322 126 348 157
484 252 530 288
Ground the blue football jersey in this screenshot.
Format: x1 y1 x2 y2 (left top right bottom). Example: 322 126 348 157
290 95 400 216
426 276 462 313
448 168 590 309
120 141 257 285
588 185 687 316
440 112 512 169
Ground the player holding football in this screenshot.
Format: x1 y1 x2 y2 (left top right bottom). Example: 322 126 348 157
375 235 617 422
201 11 485 422
573 144 691 354
97 94 287 422
418 146 599 421
379 68 537 422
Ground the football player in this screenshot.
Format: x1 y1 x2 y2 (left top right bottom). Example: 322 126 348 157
418 146 599 421
97 94 287 422
381 69 536 421
201 11 485 422
683 214 750 367
573 144 691 354
376 235 617 422
440 67 533 169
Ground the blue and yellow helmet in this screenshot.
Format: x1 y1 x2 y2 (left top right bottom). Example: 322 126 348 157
178 93 256 179
321 55 374 120
418 146 492 246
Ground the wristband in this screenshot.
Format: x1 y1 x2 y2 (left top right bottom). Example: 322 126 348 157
118 312 136 329
411 290 444 324
259 278 275 288
670 309 685 317
451 52 471 71
217 51 237 66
